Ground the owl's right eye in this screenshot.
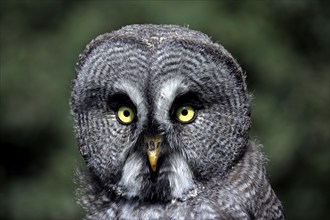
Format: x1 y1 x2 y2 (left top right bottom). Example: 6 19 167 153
176 105 196 123
170 92 203 124
117 106 135 125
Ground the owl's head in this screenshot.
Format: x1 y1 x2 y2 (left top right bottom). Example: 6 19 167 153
71 25 251 202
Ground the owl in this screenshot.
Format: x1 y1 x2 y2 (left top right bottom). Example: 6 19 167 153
70 24 284 219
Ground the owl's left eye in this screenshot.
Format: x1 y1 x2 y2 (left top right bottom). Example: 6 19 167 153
117 106 135 124
176 105 196 123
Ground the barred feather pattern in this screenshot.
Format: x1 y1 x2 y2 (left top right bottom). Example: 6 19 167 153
71 24 284 219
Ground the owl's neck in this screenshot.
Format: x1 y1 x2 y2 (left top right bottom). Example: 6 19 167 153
76 168 200 209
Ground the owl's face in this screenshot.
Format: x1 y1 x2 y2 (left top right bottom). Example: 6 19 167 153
71 25 250 202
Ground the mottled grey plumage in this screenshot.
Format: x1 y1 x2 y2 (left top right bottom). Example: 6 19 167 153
71 24 284 219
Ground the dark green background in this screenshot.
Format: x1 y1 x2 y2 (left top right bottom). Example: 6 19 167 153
1 1 329 219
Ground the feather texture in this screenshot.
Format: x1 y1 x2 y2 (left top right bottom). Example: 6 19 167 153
71 24 284 219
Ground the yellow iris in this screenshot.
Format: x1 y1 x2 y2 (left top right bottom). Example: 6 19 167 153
117 106 135 124
176 105 195 123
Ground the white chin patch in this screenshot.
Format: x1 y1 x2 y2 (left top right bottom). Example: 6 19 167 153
118 153 143 198
119 153 194 199
168 154 194 198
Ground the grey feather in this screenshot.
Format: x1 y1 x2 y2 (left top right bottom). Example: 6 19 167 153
71 24 284 219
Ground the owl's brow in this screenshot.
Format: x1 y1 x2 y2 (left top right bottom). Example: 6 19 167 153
154 77 188 122
107 93 134 110
112 80 148 124
113 80 144 108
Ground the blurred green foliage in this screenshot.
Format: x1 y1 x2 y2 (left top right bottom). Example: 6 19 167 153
0 1 329 219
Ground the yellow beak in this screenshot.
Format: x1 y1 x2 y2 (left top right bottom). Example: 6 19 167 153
145 135 161 172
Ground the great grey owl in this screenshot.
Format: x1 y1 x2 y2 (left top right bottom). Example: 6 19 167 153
70 24 284 219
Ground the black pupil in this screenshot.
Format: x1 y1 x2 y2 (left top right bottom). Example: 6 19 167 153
123 110 130 117
181 108 188 116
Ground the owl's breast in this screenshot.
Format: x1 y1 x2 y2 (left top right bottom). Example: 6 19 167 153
110 190 251 220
